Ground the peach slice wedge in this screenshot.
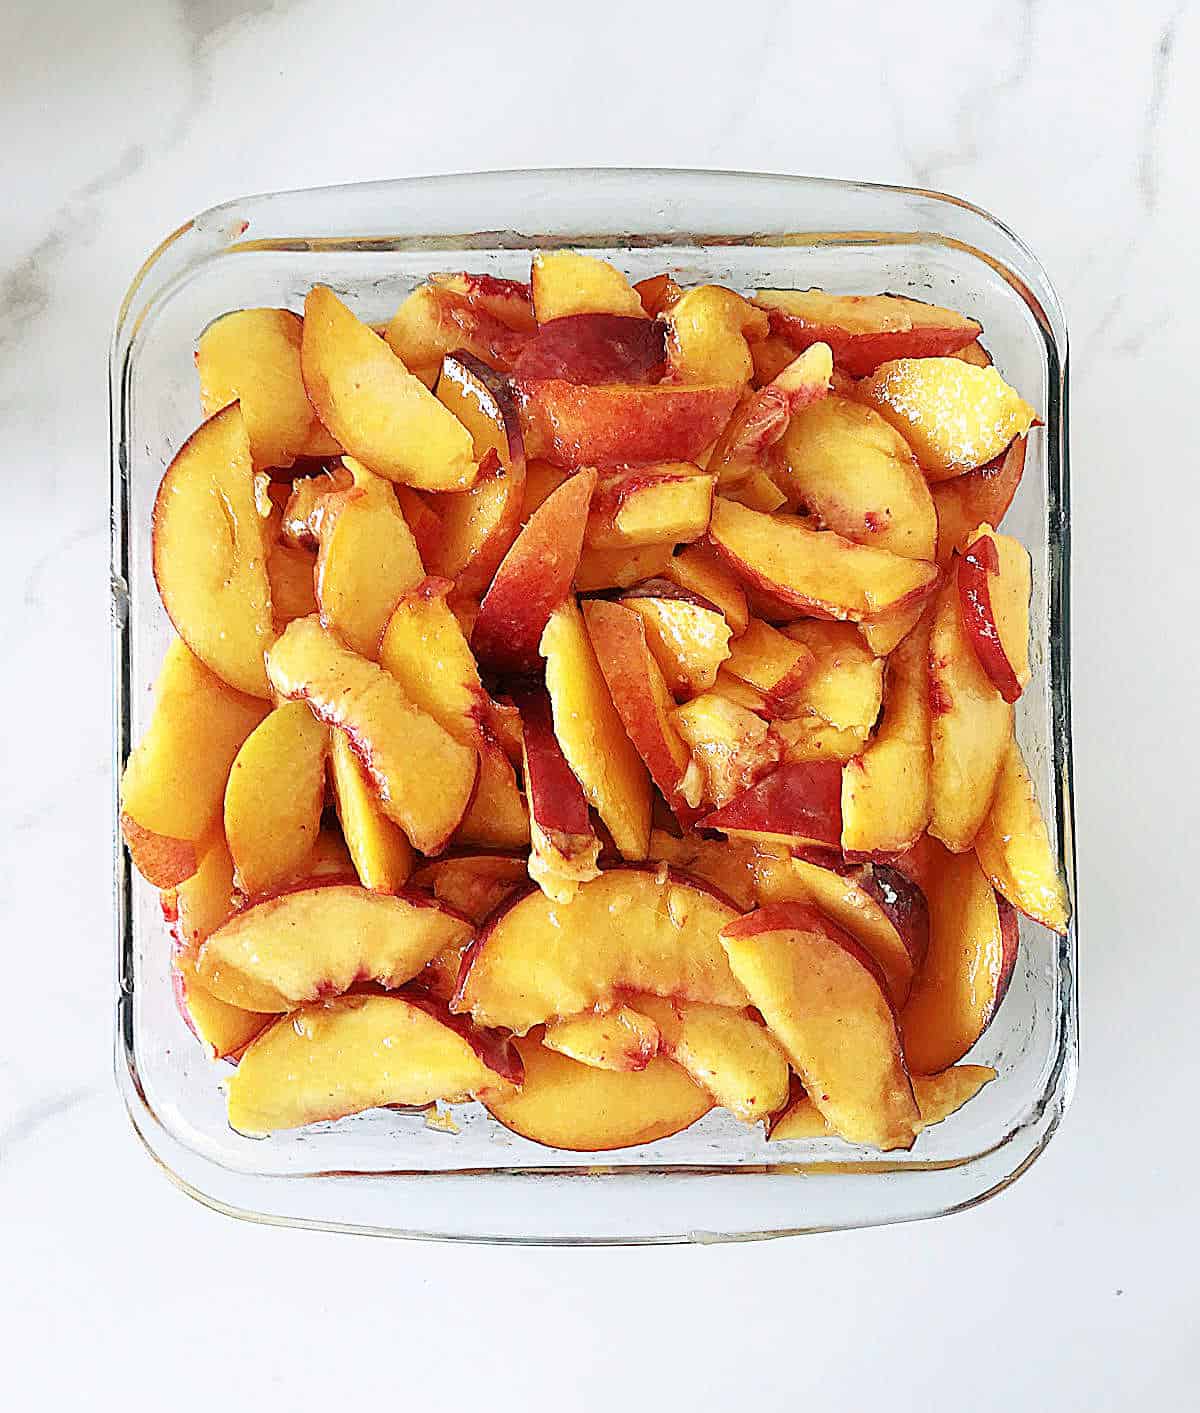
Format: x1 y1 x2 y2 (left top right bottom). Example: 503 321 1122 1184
720 902 921 1150
410 854 529 925
671 692 781 809
542 1005 662 1072
973 738 1070 933
956 524 1032 703
722 619 816 715
619 590 733 698
585 464 714 549
512 313 666 385
664 284 768 384
227 994 521 1136
151 403 275 698
120 639 268 887
707 497 937 622
663 542 749 635
530 250 647 322
933 437 1027 566
485 1031 710 1152
471 467 596 674
769 1064 995 1141
223 701 329 896
302 285 476 491
453 868 745 1034
328 729 414 894
267 615 477 855
899 839 1020 1074
701 760 844 852
196 883 472 1012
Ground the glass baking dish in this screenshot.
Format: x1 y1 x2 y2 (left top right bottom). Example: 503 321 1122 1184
111 168 1076 1243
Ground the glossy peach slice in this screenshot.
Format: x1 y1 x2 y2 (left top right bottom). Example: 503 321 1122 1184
585 464 714 549
542 1006 662 1072
780 621 884 732
956 525 1032 703
663 542 749 634
769 1064 995 1140
620 593 732 698
152 404 274 697
530 250 646 322
665 284 768 384
411 854 529 924
453 869 745 1034
723 619 816 714
227 994 520 1136
721 903 920 1150
671 692 780 809
328 729 414 893
701 760 843 852
513 313 665 384
196 883 472 1011
646 829 760 910
933 437 1027 566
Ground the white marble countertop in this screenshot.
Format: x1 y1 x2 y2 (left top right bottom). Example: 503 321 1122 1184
5 0 1196 1405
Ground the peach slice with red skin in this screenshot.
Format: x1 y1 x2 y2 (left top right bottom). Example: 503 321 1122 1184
120 638 269 886
585 464 714 549
152 403 275 698
485 1031 711 1152
513 314 666 384
708 344 833 484
196 882 473 1012
933 437 1027 566
582 599 704 829
386 281 531 385
855 357 1037 480
900 839 1019 1074
223 701 329 896
302 285 477 491
769 1064 995 1141
518 380 741 470
663 543 749 635
928 579 1013 852
267 615 477 855
530 250 647 322
227 994 521 1136
708 498 938 623
634 273 683 318
574 543 673 591
721 902 921 1150
701 760 843 852
513 682 601 903
956 525 1032 703
427 448 528 598
619 592 732 698
542 1006 662 1072
753 290 981 376
973 738 1070 933
541 597 653 860
470 467 596 674
723 619 817 714
432 272 536 332
453 868 746 1034
435 349 526 467
672 692 781 809
665 284 769 384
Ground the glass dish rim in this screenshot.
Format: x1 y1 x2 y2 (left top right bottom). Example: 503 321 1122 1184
110 167 1077 1243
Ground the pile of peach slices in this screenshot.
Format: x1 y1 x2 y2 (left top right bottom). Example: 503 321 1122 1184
122 251 1069 1152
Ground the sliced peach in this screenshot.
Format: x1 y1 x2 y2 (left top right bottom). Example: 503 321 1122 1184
721 469 788 514
900 840 1019 1073
957 525 1032 703
619 594 732 697
582 600 703 828
471 467 595 674
120 639 268 886
435 349 526 466
646 828 759 910
411 854 529 924
391 485 443 566
280 466 349 548
169 832 237 955
530 250 646 322
197 883 472 1012
585 464 714 549
721 902 920 1150
540 598 652 859
933 437 1027 566
379 577 488 742
454 740 530 852
928 580 1013 851
672 692 781 809
708 497 938 623
518 380 740 470
663 543 749 635
268 540 318 628
769 1064 995 1140
749 331 803 386
542 1006 662 1071
856 357 1037 480
753 290 980 376
152 403 274 697
432 272 536 332
840 612 932 856
328 729 414 893
859 602 925 657
974 738 1069 933
302 285 476 491
385 282 528 385
520 459 569 520
222 701 328 895
197 308 317 472
513 313 665 384
634 273 683 318
665 284 768 384
267 616 476 854
708 344 834 486
513 683 601 903
633 994 789 1123
772 395 937 560
314 458 424 657
711 669 771 715
227 994 520 1136
172 955 271 1059
781 621 883 731
454 868 745 1033
701 760 843 851
724 619 816 714
753 855 914 1005
772 716 869 764
427 434 527 598
574 543 673 590
486 1031 710 1151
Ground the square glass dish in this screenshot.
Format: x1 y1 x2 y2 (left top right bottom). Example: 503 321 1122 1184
112 169 1076 1243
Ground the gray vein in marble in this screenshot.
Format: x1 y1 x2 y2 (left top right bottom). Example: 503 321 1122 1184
1137 6 1184 212
0 1088 98 1164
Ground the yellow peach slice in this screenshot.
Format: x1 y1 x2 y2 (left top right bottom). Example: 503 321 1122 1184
573 543 673 591
542 1006 662 1071
665 284 768 384
621 595 732 698
781 621 883 732
769 1064 996 1140
585 464 714 549
328 729 414 893
663 543 749 635
646 828 760 910
531 250 646 322
672 692 780 809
